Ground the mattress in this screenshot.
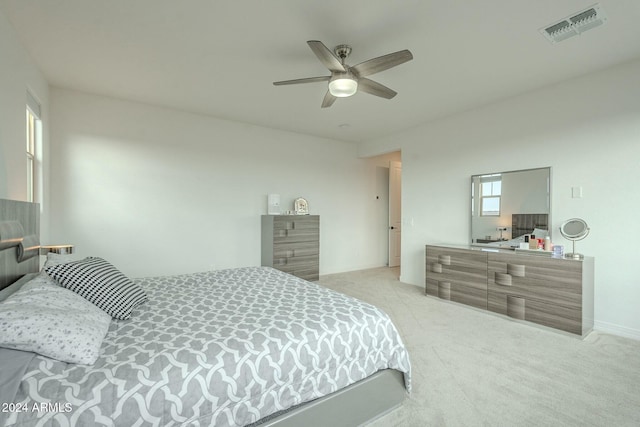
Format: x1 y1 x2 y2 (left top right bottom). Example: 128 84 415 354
4 266 411 426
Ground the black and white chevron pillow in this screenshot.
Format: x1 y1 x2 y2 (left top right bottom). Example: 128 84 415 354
44 257 147 320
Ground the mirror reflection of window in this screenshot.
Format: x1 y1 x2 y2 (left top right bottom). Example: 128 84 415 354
480 174 501 216
471 182 474 216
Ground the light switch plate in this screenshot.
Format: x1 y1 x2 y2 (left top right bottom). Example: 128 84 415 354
572 186 583 198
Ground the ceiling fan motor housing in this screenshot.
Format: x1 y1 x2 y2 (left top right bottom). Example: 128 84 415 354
334 44 352 61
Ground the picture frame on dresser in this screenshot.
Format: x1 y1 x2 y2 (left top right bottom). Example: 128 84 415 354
294 197 309 215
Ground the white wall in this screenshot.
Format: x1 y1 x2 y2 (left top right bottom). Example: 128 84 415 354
49 89 389 278
0 10 50 238
359 59 640 339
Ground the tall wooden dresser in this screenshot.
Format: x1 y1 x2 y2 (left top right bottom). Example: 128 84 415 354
261 215 319 281
425 244 594 336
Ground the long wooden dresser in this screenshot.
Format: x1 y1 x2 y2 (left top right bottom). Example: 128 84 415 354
262 215 319 281
425 244 594 336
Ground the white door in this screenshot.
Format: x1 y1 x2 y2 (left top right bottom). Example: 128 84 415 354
389 161 402 268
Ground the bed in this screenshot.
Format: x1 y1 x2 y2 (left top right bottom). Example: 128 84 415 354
510 213 549 240
0 199 411 427
483 213 549 249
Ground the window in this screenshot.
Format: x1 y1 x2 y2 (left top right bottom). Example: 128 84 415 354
480 174 501 216
26 92 41 203
26 108 35 201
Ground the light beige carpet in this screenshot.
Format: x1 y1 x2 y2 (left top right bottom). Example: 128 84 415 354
317 267 640 427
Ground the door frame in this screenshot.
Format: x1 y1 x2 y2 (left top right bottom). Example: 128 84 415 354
388 160 401 268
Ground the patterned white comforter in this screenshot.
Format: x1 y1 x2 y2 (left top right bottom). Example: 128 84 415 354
6 267 411 426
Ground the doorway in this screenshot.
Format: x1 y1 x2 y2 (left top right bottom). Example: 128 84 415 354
370 151 401 272
388 160 401 268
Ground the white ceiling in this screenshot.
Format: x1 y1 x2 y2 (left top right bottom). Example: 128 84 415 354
2 0 640 143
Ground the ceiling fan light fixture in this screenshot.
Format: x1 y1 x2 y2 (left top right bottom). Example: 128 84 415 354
329 75 358 97
273 40 413 107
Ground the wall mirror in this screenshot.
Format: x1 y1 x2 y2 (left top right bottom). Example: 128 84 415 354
471 167 551 248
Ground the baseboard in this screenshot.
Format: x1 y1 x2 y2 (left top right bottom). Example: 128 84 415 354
594 320 640 341
320 264 388 276
400 276 422 288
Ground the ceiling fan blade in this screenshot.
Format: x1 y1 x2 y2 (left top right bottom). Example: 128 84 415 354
307 40 346 73
351 49 413 77
273 76 330 86
358 78 397 99
321 91 337 108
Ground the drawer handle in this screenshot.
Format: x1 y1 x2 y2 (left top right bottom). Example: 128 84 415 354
438 255 451 265
431 263 443 273
507 263 525 277
507 295 525 320
438 281 451 300
275 258 288 266
495 272 512 286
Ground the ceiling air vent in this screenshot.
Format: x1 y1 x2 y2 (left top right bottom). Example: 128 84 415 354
540 4 607 44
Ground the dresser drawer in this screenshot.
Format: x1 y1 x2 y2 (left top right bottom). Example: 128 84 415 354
273 241 319 258
426 246 488 294
426 278 487 310
488 253 582 309
273 217 319 231
488 292 582 335
273 217 319 243
275 262 319 281
426 246 487 272
273 254 319 269
273 228 319 244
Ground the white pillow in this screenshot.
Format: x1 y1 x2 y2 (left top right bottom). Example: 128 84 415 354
531 228 549 238
0 273 111 365
44 251 81 267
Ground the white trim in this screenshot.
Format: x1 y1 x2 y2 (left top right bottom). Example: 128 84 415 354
27 90 42 118
594 320 640 341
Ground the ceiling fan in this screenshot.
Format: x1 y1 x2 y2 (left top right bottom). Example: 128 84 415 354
273 40 413 108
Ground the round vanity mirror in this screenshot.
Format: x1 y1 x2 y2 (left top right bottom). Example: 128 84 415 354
559 218 590 259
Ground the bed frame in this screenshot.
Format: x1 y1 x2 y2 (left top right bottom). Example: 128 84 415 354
0 198 40 290
0 198 407 426
511 213 549 239
257 369 406 426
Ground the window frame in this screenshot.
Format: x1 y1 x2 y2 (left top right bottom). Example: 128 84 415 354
480 174 502 217
26 92 41 203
